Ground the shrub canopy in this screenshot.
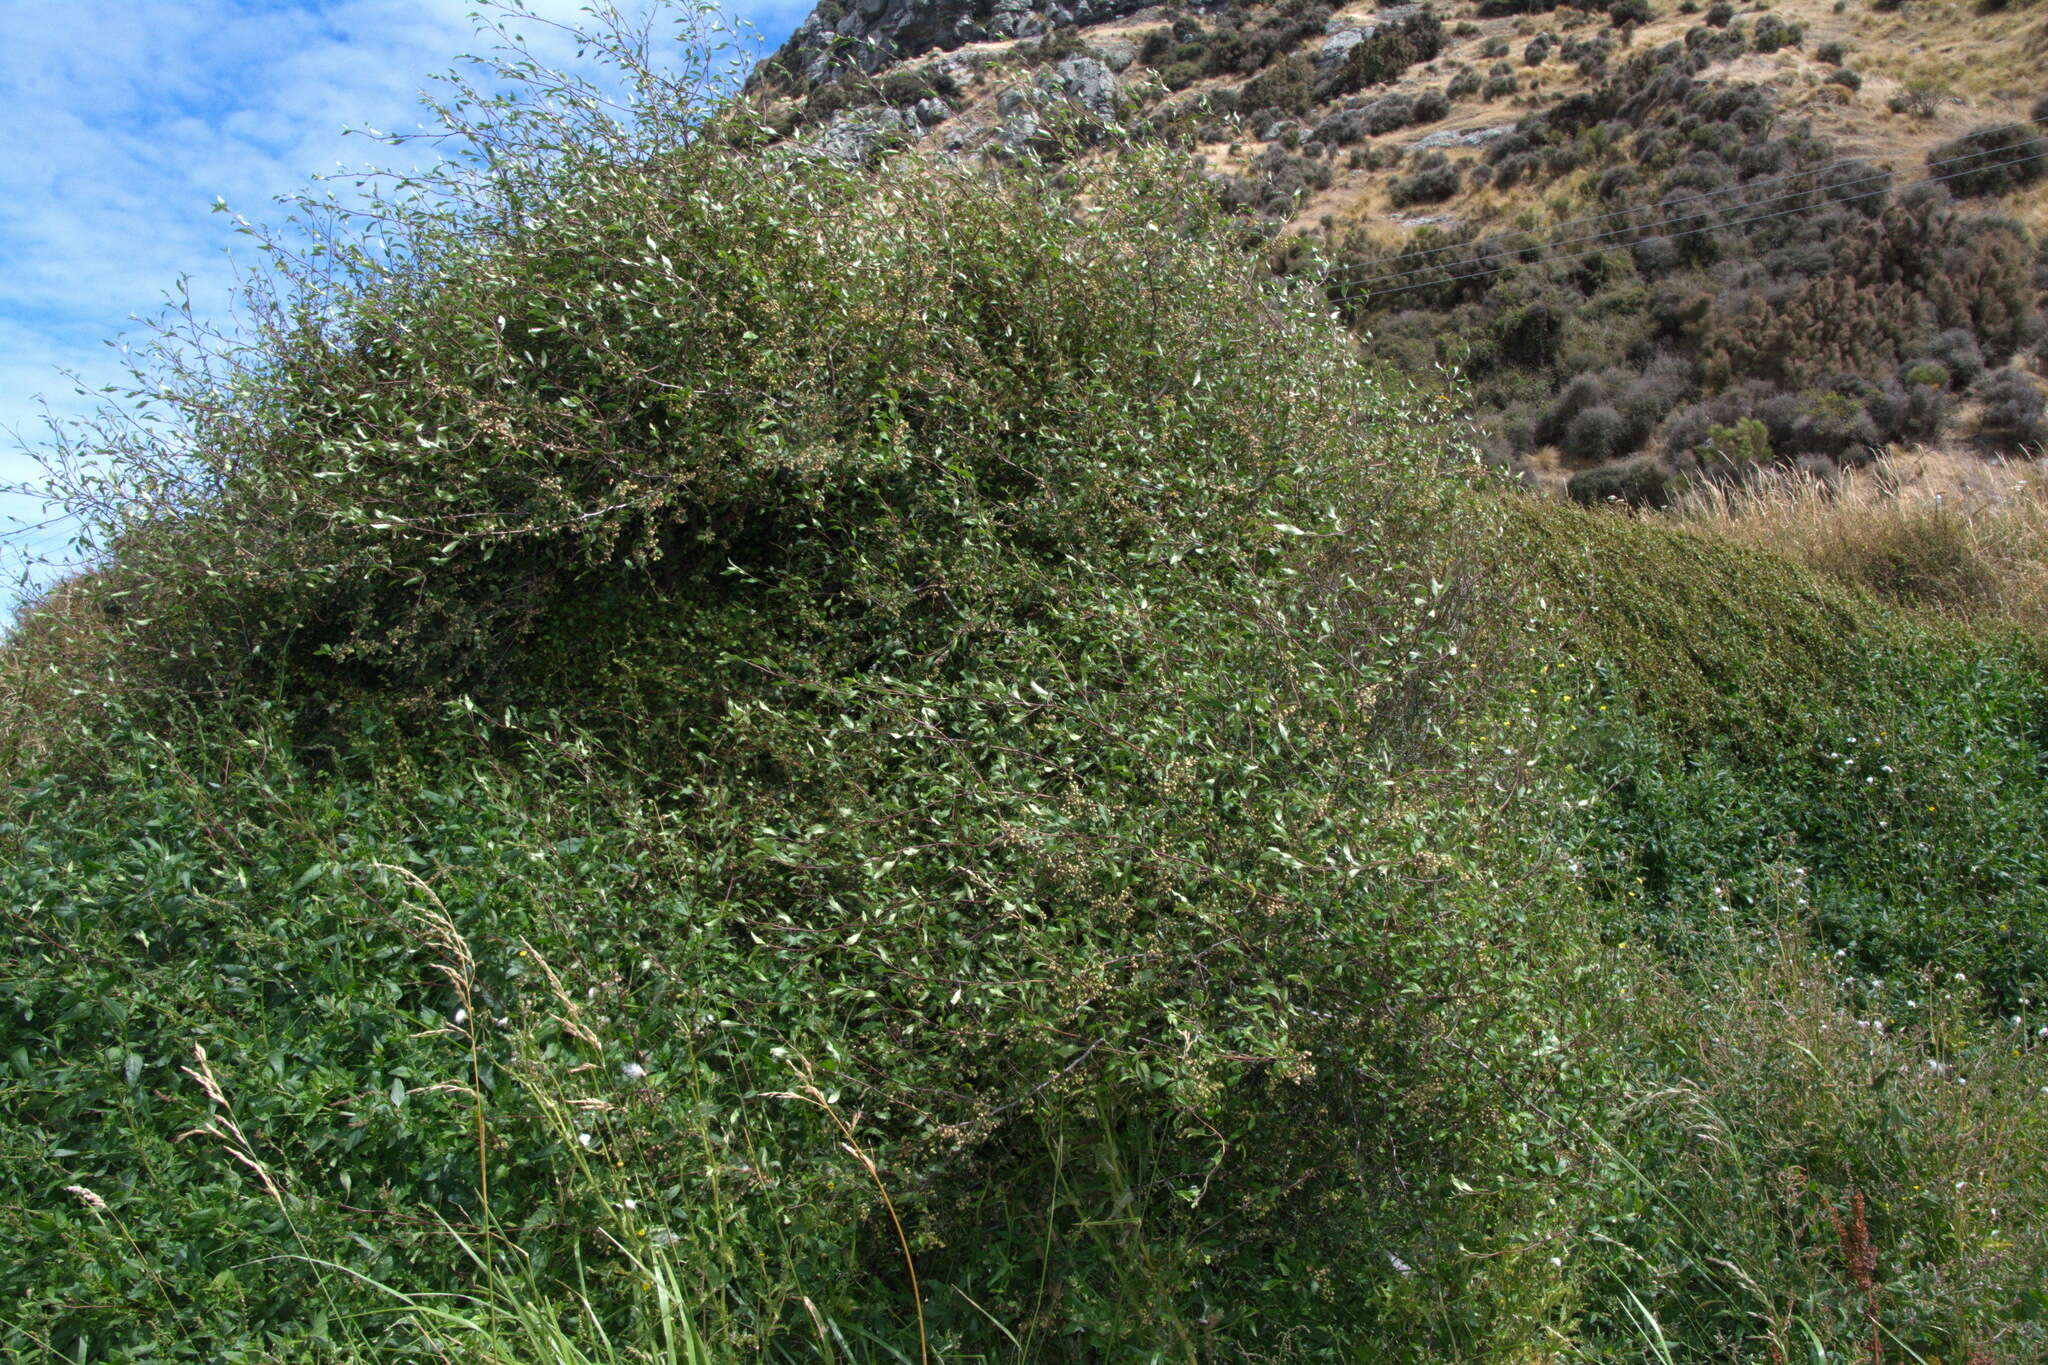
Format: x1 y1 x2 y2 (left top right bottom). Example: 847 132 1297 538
3 19 1615 1355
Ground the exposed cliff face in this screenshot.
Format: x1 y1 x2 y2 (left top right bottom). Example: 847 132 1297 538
762 0 1156 85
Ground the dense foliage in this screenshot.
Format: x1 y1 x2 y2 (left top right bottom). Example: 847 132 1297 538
3 6 2046 1361
1284 41 2048 488
3 14 1602 1358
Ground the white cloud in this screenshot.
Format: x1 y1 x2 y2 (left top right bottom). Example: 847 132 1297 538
0 0 803 602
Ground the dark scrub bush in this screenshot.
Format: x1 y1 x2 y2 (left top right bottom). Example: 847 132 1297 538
1242 52 1317 115
1926 328 1987 387
1391 151 1464 205
1566 454 1672 504
1564 403 1633 462
1974 366 2048 447
1929 124 2048 198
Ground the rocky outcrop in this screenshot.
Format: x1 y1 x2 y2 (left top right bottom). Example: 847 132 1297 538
1408 123 1513 151
798 52 1122 163
761 0 1158 87
1313 5 1426 71
811 106 921 163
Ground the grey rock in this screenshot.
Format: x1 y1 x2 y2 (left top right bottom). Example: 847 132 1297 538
1044 56 1121 121
992 111 1045 155
1408 124 1512 150
914 96 952 126
759 0 1158 86
992 55 1121 130
811 107 917 164
1087 36 1138 72
1314 6 1428 69
1318 30 1365 68
989 0 1041 39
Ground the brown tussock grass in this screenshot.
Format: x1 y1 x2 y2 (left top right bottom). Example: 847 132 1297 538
1674 450 2048 637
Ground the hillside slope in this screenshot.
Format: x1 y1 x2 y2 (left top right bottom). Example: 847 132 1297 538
752 0 2048 497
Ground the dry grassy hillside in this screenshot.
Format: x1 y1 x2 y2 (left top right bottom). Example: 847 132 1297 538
759 0 2046 235
756 0 2048 507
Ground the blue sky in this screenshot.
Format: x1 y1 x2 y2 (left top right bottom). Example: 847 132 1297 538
0 0 808 603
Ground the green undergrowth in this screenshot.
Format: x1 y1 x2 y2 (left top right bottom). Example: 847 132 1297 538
1510 498 2048 1008
3 5 2046 1361
1507 498 2048 1356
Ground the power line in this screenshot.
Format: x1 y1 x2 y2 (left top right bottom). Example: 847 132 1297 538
1343 120 2048 298
1339 144 2048 305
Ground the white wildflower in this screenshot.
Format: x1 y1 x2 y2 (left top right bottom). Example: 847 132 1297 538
622 1061 648 1082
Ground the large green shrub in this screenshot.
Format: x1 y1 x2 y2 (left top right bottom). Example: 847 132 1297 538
1 8 1621 1359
